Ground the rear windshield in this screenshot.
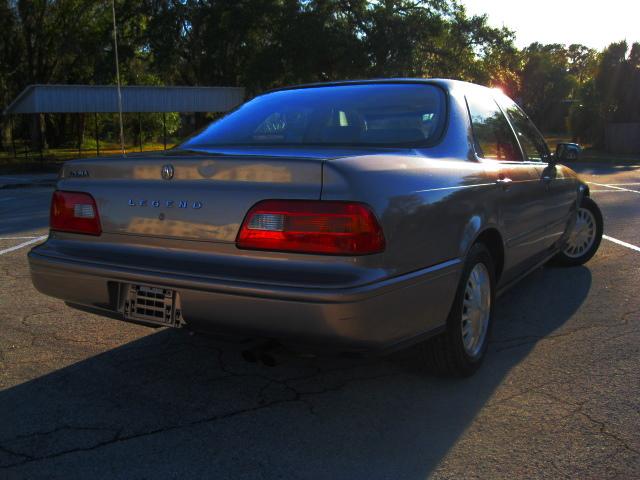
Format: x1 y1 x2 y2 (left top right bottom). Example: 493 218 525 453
180 83 446 148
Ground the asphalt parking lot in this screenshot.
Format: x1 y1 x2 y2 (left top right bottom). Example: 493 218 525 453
0 165 639 479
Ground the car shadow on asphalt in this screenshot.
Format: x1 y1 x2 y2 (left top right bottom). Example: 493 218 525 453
0 266 592 478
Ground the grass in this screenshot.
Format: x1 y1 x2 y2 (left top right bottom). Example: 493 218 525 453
0 140 180 174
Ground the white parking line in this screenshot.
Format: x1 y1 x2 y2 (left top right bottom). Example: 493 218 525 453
603 235 640 253
0 236 39 240
0 235 47 256
587 181 640 193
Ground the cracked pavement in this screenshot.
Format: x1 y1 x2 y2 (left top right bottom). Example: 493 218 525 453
0 165 639 479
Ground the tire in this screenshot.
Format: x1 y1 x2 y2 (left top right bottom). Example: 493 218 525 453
423 243 496 377
553 197 603 267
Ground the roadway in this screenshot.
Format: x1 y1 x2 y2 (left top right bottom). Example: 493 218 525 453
0 165 638 479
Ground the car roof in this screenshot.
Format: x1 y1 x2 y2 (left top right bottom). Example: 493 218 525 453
265 78 478 94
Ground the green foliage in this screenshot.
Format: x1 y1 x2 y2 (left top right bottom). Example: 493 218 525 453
570 41 640 146
519 43 578 132
143 0 520 91
102 112 180 144
0 0 638 154
568 80 601 143
1 0 523 152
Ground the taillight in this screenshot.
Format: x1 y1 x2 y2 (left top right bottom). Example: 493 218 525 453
50 191 102 235
236 200 385 255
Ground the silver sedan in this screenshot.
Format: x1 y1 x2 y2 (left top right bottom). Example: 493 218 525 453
29 79 603 376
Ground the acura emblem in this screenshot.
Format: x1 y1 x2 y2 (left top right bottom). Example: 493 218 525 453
161 164 174 180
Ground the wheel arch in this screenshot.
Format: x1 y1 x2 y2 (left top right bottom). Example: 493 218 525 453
578 181 590 202
458 212 506 284
471 228 505 283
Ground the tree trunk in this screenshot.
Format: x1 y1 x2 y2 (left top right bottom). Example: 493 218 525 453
0 118 11 151
77 113 85 150
28 114 47 151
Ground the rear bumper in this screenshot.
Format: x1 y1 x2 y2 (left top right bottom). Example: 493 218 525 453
28 247 461 352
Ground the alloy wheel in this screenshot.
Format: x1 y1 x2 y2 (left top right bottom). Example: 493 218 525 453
461 263 491 357
564 207 597 259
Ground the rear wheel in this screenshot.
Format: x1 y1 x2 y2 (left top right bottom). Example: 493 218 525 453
423 243 495 377
553 197 603 266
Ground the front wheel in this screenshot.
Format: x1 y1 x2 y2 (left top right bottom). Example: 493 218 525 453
553 197 603 266
423 243 495 377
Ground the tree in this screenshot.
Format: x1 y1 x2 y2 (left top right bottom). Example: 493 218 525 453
0 1 23 149
518 43 576 132
144 0 520 93
570 41 640 146
567 43 599 85
3 0 617 156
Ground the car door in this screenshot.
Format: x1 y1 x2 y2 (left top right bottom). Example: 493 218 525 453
497 96 577 248
465 90 551 282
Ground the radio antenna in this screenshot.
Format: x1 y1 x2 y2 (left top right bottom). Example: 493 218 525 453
111 0 126 156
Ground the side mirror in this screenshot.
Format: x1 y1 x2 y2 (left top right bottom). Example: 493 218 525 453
555 142 582 162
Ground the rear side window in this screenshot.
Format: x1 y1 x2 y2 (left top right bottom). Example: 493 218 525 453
466 93 522 161
497 95 550 162
180 84 446 148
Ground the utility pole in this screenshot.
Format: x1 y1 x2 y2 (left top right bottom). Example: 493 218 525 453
112 0 126 156
95 113 100 156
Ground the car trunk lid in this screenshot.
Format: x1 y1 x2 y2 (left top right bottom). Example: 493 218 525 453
57 152 326 243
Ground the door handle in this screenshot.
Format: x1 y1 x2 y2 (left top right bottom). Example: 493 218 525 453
542 175 552 182
496 175 512 190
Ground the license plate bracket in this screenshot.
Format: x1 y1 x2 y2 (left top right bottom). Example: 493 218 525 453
123 284 182 327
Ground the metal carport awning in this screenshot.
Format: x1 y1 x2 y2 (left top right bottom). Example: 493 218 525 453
3 84 245 159
4 85 245 114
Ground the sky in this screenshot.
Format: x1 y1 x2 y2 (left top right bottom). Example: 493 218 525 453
462 0 640 50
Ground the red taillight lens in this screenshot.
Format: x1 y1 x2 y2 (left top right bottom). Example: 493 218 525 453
236 200 385 255
50 191 102 235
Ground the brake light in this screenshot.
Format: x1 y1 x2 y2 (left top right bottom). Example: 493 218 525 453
237 200 385 255
50 191 102 235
